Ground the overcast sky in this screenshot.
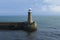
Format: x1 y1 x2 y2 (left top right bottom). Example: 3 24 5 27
0 0 60 15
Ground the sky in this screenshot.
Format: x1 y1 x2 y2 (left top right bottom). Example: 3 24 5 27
0 0 60 15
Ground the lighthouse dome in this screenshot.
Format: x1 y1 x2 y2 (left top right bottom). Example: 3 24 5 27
28 8 32 12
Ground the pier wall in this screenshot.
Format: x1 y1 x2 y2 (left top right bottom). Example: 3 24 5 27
0 22 28 30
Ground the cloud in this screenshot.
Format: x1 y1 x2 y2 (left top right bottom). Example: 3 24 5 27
30 0 60 13
43 0 60 5
42 0 60 12
0 0 60 15
48 5 60 12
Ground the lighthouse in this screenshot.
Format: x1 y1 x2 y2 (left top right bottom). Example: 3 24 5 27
28 8 33 24
24 8 37 32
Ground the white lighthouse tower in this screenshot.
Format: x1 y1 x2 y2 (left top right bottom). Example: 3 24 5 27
26 8 37 32
28 8 33 24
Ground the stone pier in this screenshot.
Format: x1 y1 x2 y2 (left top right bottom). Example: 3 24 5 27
0 8 37 32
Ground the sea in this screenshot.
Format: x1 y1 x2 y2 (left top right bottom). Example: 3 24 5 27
0 15 60 40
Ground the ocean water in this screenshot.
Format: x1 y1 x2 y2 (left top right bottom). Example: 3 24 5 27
0 16 60 40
